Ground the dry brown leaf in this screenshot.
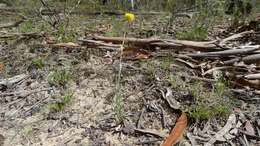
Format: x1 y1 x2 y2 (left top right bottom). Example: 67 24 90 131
244 120 255 136
161 112 188 146
115 47 151 60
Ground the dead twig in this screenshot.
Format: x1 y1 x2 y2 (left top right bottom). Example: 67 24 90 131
39 0 60 28
0 19 25 29
219 30 254 45
136 107 145 129
0 74 28 87
134 128 167 138
0 88 52 98
244 73 260 80
180 74 217 82
202 66 234 76
188 47 260 58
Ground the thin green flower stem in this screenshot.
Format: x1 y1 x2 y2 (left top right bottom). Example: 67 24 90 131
115 31 127 93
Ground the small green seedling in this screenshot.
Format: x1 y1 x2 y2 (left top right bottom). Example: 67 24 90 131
114 93 125 123
215 80 227 97
49 92 73 112
31 58 44 69
48 68 72 87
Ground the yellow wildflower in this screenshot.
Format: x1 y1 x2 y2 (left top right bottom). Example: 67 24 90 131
124 12 135 23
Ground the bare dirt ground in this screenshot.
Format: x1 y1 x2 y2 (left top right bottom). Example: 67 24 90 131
0 8 260 146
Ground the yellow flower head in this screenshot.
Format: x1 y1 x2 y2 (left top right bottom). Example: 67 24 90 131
124 12 135 23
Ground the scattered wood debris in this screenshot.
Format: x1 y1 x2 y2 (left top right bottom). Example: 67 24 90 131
77 29 260 91
79 36 218 50
205 113 237 146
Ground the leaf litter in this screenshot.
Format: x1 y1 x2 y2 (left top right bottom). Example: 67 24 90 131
0 3 260 146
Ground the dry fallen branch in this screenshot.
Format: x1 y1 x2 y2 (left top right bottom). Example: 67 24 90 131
78 39 121 50
134 128 168 138
244 73 260 80
242 54 260 64
79 36 218 50
224 53 260 64
202 66 234 76
225 53 260 64
219 30 254 45
0 88 52 98
0 74 28 87
80 31 258 52
188 47 260 58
